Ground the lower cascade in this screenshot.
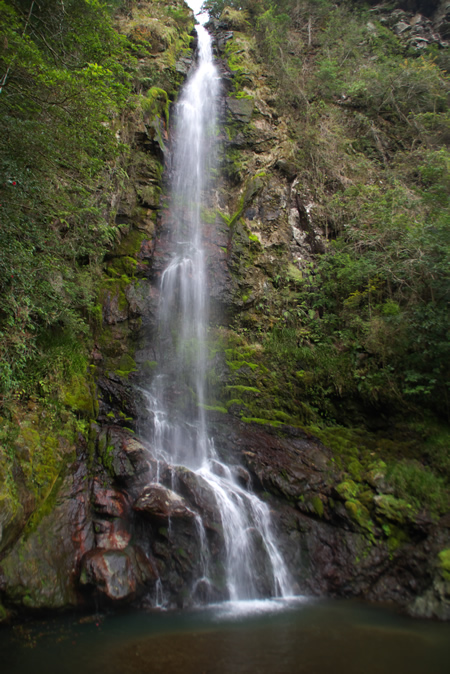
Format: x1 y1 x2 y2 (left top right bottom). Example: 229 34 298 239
142 25 292 605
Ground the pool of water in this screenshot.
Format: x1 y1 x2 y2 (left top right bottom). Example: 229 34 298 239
1 597 449 674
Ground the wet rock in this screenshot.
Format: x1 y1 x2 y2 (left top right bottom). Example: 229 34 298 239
94 518 131 551
0 496 25 559
79 546 156 601
409 572 450 620
92 480 129 518
125 280 152 318
96 426 158 486
134 484 195 521
0 460 93 610
96 378 138 428
174 467 223 531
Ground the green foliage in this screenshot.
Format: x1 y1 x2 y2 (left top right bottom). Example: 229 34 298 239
0 0 137 402
386 460 448 515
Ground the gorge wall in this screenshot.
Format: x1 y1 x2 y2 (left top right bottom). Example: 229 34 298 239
1 0 449 622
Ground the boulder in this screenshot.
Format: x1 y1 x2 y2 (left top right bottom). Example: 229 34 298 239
79 546 157 601
133 484 195 520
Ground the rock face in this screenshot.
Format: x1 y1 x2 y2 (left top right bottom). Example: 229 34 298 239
0 458 93 610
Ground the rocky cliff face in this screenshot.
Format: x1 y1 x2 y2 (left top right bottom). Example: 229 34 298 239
1 0 449 622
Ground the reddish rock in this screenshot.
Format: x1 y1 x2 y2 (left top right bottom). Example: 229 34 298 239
92 480 129 518
94 518 131 551
134 484 195 520
79 546 157 601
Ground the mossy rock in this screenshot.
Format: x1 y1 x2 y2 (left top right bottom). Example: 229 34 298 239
115 228 148 258
61 374 95 417
438 549 450 581
311 495 324 518
336 479 360 501
220 7 251 31
117 354 137 374
131 150 163 183
345 499 374 533
136 184 161 209
106 256 138 279
227 97 254 124
373 494 417 524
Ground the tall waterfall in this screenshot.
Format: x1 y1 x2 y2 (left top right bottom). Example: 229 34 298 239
145 26 292 603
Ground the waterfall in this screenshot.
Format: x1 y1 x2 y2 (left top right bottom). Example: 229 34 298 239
145 25 292 604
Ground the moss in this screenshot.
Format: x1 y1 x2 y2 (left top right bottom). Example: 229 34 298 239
100 444 115 475
106 256 138 279
23 472 65 537
336 479 360 501
235 91 253 100
141 360 158 376
115 228 147 257
438 549 450 581
176 547 188 559
61 373 95 417
226 358 260 374
221 7 251 31
118 354 137 373
144 86 170 126
241 417 283 428
225 385 260 394
136 184 161 208
200 207 218 224
312 495 324 518
225 398 245 409
373 494 417 524
382 523 409 554
200 404 227 414
272 410 293 422
345 499 374 534
348 458 363 480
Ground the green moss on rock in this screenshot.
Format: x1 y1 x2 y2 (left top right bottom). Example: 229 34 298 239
438 549 450 581
61 374 95 417
118 354 137 374
345 499 374 534
336 479 360 501
311 495 324 518
373 494 417 524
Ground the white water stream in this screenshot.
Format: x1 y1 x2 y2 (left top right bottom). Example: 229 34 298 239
145 25 292 603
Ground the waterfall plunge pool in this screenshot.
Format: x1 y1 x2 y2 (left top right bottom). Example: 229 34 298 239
1 598 449 674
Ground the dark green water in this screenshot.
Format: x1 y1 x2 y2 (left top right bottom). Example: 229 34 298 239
1 598 449 674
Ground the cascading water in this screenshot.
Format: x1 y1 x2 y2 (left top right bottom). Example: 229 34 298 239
145 25 292 604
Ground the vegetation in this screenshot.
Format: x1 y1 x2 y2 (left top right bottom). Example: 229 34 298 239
0 0 193 561
0 0 132 401
0 0 193 405
214 0 449 424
